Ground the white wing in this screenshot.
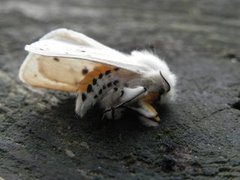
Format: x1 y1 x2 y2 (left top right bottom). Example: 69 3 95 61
19 29 142 92
39 28 122 51
25 28 148 72
25 39 147 72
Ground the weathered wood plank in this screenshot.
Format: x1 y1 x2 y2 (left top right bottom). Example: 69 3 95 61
0 0 240 179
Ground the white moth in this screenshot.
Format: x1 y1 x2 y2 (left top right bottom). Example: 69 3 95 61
19 28 177 127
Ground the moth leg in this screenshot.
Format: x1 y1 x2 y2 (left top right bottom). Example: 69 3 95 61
75 94 86 118
129 101 160 127
101 108 113 120
111 107 115 121
75 93 95 118
102 86 146 112
102 107 124 120
116 86 148 107
100 86 147 121
100 86 147 120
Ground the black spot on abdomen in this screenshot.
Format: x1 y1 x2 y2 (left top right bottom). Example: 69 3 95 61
99 73 103 79
92 78 97 85
82 93 87 101
105 70 111 75
87 84 93 93
113 80 119 85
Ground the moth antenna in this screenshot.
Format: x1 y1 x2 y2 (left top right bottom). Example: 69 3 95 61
160 71 171 92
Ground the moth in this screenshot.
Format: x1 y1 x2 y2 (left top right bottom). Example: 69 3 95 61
19 28 177 127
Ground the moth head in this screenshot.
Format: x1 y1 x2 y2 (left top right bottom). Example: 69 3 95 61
130 50 177 103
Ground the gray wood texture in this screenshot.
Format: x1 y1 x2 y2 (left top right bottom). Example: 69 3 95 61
0 0 240 179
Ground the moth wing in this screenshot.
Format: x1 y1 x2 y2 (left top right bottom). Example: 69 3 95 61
24 28 146 72
19 29 142 92
39 28 120 52
24 39 147 73
20 54 107 92
20 52 142 92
